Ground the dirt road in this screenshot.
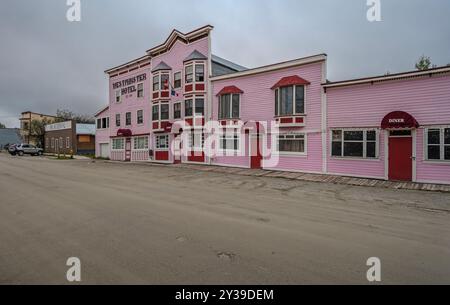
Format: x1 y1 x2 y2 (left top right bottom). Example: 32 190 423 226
0 153 449 284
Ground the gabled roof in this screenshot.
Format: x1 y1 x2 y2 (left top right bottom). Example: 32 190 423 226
151 61 172 72
94 106 109 117
184 50 208 62
271 75 311 89
147 25 213 56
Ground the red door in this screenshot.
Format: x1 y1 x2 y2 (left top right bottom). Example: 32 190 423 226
250 135 262 169
125 138 131 162
389 136 412 181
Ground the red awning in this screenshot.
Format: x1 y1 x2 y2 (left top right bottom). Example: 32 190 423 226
271 75 310 89
216 85 244 96
381 111 419 129
117 129 132 137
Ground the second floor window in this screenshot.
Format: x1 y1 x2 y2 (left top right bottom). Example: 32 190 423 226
160 104 169 120
137 83 144 98
185 65 193 84
185 99 193 117
137 110 143 124
152 105 159 121
219 94 240 119
174 103 181 119
195 64 205 82
174 72 182 89
161 74 169 90
115 114 120 127
275 85 305 116
125 112 131 126
153 76 159 91
115 90 121 103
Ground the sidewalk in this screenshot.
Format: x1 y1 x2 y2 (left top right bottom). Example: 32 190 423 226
172 163 450 193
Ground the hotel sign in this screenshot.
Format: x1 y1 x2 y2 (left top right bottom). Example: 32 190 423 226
112 73 147 95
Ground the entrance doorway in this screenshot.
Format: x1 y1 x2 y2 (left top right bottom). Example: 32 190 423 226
250 134 262 169
388 130 413 181
125 138 131 162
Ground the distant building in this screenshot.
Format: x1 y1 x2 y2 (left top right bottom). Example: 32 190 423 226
0 128 22 150
44 120 96 155
20 111 59 146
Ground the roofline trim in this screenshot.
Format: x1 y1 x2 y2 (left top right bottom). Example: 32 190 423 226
94 106 110 117
104 55 151 74
210 54 327 82
323 66 450 88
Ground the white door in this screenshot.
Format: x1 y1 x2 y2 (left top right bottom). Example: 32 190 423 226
100 143 110 158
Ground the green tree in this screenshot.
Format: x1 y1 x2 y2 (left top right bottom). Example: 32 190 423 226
0 122 6 129
56 109 95 124
30 118 55 148
415 55 432 70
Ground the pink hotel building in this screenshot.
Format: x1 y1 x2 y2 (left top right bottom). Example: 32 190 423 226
95 25 450 185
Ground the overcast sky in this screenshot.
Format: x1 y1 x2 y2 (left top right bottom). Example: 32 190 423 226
1 0 449 127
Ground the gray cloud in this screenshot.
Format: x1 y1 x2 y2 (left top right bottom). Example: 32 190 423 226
1 0 449 127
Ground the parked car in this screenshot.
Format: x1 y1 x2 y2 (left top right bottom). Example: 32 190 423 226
9 144 43 156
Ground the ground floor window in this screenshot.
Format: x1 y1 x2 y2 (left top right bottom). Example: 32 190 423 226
188 131 204 149
112 138 124 150
220 132 239 151
134 136 149 150
277 133 305 153
66 137 70 149
156 135 169 149
332 129 377 158
51 138 55 148
426 127 450 161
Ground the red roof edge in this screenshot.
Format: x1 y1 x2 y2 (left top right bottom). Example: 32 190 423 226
271 75 310 90
216 85 244 96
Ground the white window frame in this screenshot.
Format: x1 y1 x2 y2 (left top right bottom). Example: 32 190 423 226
51 137 54 148
173 71 182 89
185 61 205 85
173 102 182 119
125 112 131 126
115 114 121 127
66 137 70 149
219 132 240 152
188 131 205 151
424 126 450 162
137 83 144 98
115 89 121 103
219 93 240 119
59 137 63 149
133 136 149 150
275 85 306 116
137 110 144 125
112 138 125 150
155 135 169 150
331 129 379 159
185 95 205 118
276 133 307 156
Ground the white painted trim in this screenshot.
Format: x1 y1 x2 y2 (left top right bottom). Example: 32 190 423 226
412 129 417 182
210 54 327 81
321 60 327 174
104 55 151 74
384 130 389 180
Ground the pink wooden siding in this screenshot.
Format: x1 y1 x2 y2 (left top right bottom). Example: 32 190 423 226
327 74 450 183
211 62 325 173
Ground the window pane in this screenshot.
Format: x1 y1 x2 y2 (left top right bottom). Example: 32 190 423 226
278 139 304 152
332 130 342 141
428 145 440 160
219 95 231 119
445 146 450 160
174 103 181 119
185 99 193 117
160 104 169 120
445 128 450 145
116 114 120 127
153 76 159 91
185 66 193 84
366 142 376 158
174 72 181 88
295 85 305 114
126 112 131 125
195 64 204 82
232 94 240 118
152 105 159 120
280 87 293 115
161 74 169 90
195 98 204 116
344 142 363 157
428 129 440 144
344 131 363 141
366 130 376 141
97 119 101 129
331 142 342 157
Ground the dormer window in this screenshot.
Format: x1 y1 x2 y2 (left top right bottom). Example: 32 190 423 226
152 61 172 100
272 76 309 116
183 50 207 94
